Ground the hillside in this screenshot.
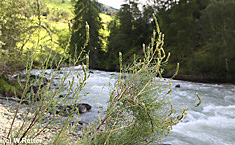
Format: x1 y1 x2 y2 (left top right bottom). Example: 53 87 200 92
44 0 118 16
100 3 119 15
38 0 113 55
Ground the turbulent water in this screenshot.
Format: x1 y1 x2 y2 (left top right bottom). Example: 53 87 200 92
31 67 235 145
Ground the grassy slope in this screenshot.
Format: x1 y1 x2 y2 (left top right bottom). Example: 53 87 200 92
44 0 113 51
44 0 74 12
20 0 112 57
1 0 113 96
17 0 73 56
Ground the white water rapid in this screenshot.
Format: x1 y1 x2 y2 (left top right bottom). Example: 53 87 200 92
31 67 235 145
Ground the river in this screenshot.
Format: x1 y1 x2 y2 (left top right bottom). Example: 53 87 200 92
31 67 235 145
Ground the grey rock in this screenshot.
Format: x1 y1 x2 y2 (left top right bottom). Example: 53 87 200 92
54 103 92 116
77 103 91 113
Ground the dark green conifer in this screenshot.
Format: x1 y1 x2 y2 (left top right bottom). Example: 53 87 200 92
70 0 103 69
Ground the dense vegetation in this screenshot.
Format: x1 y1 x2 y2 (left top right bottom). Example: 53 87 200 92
69 0 104 69
1 0 234 83
0 0 205 144
157 0 235 83
0 0 233 144
100 0 235 83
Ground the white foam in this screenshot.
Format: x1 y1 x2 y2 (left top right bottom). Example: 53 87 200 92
202 105 235 117
225 95 235 102
171 115 235 144
30 68 235 145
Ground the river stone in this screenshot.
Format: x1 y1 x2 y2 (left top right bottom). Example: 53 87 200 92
175 84 180 88
77 103 92 113
54 103 92 116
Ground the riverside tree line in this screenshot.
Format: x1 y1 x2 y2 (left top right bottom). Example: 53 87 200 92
69 0 235 83
1 0 235 83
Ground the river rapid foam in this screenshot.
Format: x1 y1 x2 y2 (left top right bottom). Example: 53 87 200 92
31 67 235 145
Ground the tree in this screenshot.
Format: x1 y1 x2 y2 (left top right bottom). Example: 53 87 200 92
4 11 201 144
87 15 201 144
155 0 234 83
105 2 152 71
0 0 33 52
0 0 36 75
157 0 209 74
105 3 134 71
69 0 103 69
194 1 235 81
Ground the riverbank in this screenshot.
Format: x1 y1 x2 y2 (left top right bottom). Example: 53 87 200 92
0 93 85 144
0 94 56 144
163 70 235 84
1 68 235 144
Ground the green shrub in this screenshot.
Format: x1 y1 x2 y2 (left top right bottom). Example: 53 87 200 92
83 15 201 145
3 1 201 143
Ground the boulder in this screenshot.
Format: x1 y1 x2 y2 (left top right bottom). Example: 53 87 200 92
54 103 92 116
77 103 92 113
175 84 180 88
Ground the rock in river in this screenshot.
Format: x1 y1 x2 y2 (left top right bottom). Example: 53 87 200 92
77 103 92 114
175 84 181 88
54 103 92 116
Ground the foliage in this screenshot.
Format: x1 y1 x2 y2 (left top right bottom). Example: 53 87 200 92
99 13 113 52
57 28 70 50
2 0 202 144
105 1 153 71
0 50 26 76
155 0 235 82
0 0 47 75
0 0 75 77
0 0 36 51
112 0 234 83
0 76 22 97
157 0 210 72
0 0 29 75
4 1 90 144
69 0 104 69
194 0 235 82
81 15 201 145
42 6 73 22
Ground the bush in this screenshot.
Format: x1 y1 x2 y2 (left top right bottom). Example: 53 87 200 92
3 3 201 143
84 15 201 144
0 50 26 76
